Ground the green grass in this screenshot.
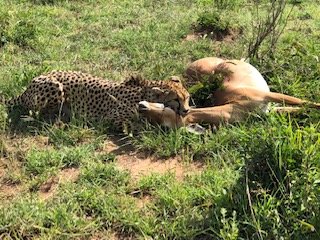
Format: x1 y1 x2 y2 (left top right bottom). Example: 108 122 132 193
1 0 320 239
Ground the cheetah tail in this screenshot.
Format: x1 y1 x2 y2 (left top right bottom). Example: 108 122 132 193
5 97 21 107
0 92 20 107
0 92 5 105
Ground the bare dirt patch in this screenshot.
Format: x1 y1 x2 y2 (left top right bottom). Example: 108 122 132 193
0 156 24 200
184 28 242 43
0 181 22 200
117 155 202 181
0 134 52 200
103 138 203 182
0 166 23 200
1 134 50 159
135 194 151 209
39 167 80 200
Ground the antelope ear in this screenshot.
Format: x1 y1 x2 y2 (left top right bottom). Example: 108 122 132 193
152 87 169 95
169 76 181 83
185 124 206 135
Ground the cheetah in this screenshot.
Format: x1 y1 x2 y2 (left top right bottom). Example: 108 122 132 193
2 70 190 129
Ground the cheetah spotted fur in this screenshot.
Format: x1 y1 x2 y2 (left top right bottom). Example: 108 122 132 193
3 71 190 129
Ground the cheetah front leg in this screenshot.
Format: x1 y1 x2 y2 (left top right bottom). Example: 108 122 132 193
106 107 137 133
40 100 71 123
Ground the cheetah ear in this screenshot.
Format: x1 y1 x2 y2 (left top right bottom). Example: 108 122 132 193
169 76 181 83
125 74 144 86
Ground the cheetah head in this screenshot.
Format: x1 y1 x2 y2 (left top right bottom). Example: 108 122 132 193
150 76 190 115
125 75 190 115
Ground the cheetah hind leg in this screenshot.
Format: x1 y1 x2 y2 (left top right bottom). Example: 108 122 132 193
18 78 69 123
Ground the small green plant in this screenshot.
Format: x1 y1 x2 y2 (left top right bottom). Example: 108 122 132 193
24 145 94 176
44 123 99 147
133 126 203 158
137 173 176 194
219 209 239 240
188 74 225 107
0 10 9 47
79 162 130 189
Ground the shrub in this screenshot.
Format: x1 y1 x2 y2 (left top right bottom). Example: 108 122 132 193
197 11 230 33
9 20 38 47
0 10 38 48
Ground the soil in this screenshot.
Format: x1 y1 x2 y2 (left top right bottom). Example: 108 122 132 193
104 137 203 182
0 134 205 202
39 167 80 200
184 27 242 42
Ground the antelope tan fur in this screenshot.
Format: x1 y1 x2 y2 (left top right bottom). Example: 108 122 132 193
138 57 320 128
